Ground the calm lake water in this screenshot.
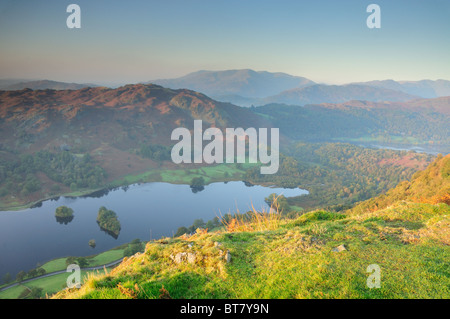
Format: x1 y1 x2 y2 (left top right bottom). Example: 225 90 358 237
0 181 307 279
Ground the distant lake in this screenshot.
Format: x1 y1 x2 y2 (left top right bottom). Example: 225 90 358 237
0 181 307 279
357 143 449 156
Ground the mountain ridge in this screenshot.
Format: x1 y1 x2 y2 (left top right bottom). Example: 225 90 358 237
353 79 450 98
1 80 98 91
148 69 316 100
262 84 420 106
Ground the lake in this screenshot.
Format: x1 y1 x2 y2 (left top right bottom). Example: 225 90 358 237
0 181 307 279
357 142 449 156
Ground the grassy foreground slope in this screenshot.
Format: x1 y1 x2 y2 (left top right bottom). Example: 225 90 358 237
53 155 450 299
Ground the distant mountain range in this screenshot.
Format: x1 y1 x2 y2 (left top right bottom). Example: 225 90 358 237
352 79 450 99
148 69 315 105
3 70 449 108
148 69 450 107
0 80 97 91
261 84 419 106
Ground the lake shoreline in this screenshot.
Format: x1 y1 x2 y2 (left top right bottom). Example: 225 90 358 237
0 162 266 212
0 180 307 281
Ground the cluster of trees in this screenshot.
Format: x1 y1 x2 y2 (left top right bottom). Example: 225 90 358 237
3 266 47 285
123 239 144 257
66 256 89 268
55 206 74 218
190 177 205 193
55 205 75 225
0 150 106 198
19 287 43 299
245 142 434 211
174 216 221 237
264 193 291 214
96 206 121 238
139 144 172 161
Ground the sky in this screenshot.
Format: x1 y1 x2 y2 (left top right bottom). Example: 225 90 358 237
0 0 449 85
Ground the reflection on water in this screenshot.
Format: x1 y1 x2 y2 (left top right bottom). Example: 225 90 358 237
55 215 74 225
0 181 307 279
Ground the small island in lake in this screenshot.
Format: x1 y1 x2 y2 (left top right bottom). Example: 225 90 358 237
96 206 121 238
55 206 74 225
88 239 96 248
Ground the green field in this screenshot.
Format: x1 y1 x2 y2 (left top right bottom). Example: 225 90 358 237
0 245 129 299
0 269 109 299
109 162 258 187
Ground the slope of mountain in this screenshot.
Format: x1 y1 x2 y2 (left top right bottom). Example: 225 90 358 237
149 70 450 107
0 79 34 89
350 153 450 213
255 97 450 147
354 79 450 98
262 84 420 106
149 69 316 100
2 80 97 91
52 155 450 299
0 84 272 209
0 84 268 152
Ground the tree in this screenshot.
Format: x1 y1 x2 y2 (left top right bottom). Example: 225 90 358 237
55 206 74 218
37 268 46 276
76 257 89 268
66 256 76 266
192 218 205 229
97 206 121 238
28 287 43 299
190 177 205 193
2 272 11 284
55 206 74 224
123 239 143 257
27 268 38 278
175 226 189 237
16 270 26 282
265 193 291 213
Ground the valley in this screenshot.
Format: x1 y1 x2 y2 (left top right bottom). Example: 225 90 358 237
0 77 448 300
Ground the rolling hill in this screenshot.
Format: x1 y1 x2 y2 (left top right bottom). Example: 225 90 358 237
52 154 450 299
262 84 420 106
255 97 450 147
1 80 97 91
0 84 268 153
353 79 450 99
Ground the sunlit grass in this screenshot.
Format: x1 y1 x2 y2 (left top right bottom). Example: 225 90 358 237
52 200 449 299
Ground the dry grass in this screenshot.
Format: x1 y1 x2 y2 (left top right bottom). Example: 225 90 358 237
221 197 283 233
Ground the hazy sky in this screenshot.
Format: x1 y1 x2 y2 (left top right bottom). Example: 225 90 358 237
0 0 449 85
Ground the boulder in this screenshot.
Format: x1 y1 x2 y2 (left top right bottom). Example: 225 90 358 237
332 244 346 252
225 250 231 263
187 252 196 264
